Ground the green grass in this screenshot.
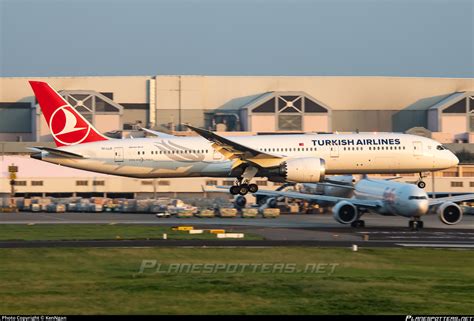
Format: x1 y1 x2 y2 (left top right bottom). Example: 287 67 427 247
0 224 262 241
0 247 473 314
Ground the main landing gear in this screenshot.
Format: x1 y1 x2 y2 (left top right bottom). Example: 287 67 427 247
229 166 259 196
351 220 365 228
230 183 258 196
409 217 424 231
416 172 426 189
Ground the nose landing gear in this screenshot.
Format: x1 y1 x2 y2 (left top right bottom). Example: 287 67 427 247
416 172 427 189
409 217 424 231
417 181 426 189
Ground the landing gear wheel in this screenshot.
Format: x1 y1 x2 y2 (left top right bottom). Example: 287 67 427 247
351 220 365 228
248 183 258 193
238 184 249 195
230 185 240 195
409 220 423 231
417 181 426 189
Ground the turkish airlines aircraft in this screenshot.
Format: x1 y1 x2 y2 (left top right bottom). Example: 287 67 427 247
29 81 459 195
254 176 474 230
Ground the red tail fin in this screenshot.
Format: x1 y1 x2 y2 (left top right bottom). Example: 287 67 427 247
29 81 109 147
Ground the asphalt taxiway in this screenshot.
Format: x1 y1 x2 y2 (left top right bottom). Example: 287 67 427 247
0 212 473 249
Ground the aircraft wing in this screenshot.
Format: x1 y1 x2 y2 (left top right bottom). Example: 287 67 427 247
186 125 283 168
254 189 381 208
429 194 474 206
383 176 403 181
29 147 85 159
138 126 176 138
200 185 232 193
316 182 354 189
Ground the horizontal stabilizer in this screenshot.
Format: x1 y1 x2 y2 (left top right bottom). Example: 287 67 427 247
29 147 85 159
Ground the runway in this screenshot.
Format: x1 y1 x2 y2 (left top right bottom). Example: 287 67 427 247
0 212 473 249
1 211 474 229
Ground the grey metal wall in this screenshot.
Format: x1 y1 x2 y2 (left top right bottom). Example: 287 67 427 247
332 110 397 132
392 110 428 132
122 109 149 127
155 109 206 129
0 107 32 133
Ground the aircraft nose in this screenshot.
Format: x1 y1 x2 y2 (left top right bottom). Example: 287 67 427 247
449 152 459 167
416 200 429 216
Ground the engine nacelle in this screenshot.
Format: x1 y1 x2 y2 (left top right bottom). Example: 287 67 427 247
281 157 326 183
234 195 247 208
437 202 463 225
332 201 358 224
258 197 277 214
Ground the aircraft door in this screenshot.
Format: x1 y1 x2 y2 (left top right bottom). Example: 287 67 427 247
114 147 124 162
330 145 339 158
413 141 422 156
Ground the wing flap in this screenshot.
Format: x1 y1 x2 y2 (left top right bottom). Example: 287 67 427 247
186 125 282 167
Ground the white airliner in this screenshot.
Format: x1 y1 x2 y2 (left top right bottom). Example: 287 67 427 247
254 176 474 230
29 81 459 195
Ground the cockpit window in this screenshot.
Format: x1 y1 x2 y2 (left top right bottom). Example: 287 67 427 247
436 145 446 150
409 196 428 200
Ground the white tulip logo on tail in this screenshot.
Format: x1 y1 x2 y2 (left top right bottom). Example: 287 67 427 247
49 105 91 145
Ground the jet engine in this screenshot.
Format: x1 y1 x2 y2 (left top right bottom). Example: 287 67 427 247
234 195 247 208
332 201 358 224
280 157 326 183
437 202 463 225
258 197 277 214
